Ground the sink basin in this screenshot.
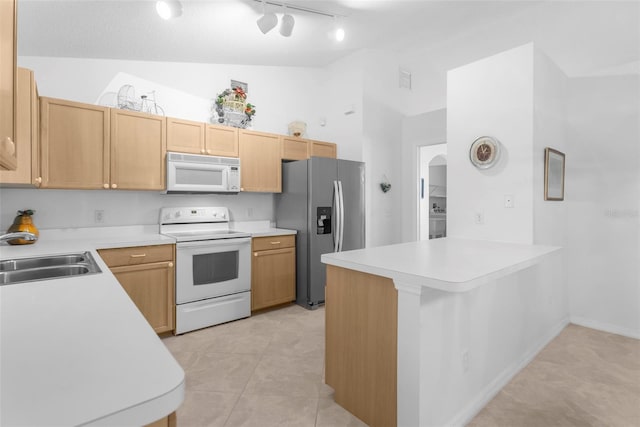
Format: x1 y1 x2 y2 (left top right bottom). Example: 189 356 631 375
0 254 89 271
0 252 102 286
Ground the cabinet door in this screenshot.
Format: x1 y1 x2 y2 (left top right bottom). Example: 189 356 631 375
239 130 281 192
111 261 175 334
39 97 110 189
251 247 295 311
310 140 337 159
111 109 166 190
281 137 309 161
0 0 16 170
205 124 238 157
166 117 205 155
0 67 38 185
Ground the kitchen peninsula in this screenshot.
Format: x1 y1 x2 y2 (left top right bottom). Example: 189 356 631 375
322 237 564 427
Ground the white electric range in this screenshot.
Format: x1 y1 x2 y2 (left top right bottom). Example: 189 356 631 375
159 207 251 334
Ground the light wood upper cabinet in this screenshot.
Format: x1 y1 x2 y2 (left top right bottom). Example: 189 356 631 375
251 235 296 311
205 124 238 157
239 129 281 193
166 117 204 155
281 136 337 161
111 109 166 190
98 244 175 334
310 140 337 159
281 136 309 161
0 0 17 170
39 97 110 189
0 67 38 185
166 117 238 158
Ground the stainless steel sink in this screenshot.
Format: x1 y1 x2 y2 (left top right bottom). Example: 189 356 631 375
0 252 102 285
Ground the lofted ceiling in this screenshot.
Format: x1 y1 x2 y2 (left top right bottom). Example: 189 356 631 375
16 0 640 77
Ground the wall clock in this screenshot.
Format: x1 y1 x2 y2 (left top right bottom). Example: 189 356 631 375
469 136 501 169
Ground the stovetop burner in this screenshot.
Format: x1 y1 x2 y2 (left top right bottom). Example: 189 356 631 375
159 207 250 241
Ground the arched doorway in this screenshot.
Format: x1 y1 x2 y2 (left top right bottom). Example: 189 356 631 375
428 155 447 239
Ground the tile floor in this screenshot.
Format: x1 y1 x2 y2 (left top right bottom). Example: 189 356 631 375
163 306 640 427
162 304 366 427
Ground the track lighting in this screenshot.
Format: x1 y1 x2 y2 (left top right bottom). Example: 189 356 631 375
156 0 182 20
279 7 295 37
253 0 344 40
257 0 278 34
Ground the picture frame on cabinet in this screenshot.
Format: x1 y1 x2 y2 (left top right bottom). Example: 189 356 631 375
544 147 565 201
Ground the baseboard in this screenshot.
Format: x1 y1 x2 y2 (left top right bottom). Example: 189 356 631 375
570 316 640 340
446 316 570 427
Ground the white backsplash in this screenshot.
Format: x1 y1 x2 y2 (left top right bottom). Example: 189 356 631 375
0 188 274 231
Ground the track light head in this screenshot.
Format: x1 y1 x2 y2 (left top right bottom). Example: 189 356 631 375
156 0 182 20
280 14 295 37
257 12 278 34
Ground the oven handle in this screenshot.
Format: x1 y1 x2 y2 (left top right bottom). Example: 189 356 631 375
176 237 251 249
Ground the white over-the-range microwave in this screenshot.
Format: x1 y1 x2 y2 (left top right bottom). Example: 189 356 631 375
165 152 241 193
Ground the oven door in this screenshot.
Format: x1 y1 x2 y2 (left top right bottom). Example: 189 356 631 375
175 237 251 304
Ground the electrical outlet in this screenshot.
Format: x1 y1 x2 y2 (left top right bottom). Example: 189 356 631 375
462 350 470 373
504 194 515 208
94 210 105 224
474 211 484 224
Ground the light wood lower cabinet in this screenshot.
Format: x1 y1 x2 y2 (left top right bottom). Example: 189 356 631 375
251 235 296 311
0 67 38 185
145 411 176 427
325 265 397 427
98 244 175 334
239 129 281 192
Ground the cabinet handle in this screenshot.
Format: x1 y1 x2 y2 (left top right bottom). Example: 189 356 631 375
254 252 258 257
206 149 212 155
103 183 109 189
111 183 118 189
35 177 42 187
201 149 206 154
130 254 146 258
168 262 174 268
270 241 281 245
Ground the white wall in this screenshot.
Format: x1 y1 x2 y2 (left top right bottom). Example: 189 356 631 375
419 253 568 426
361 50 404 248
566 74 640 338
18 56 331 139
447 44 535 244
0 188 274 231
400 109 447 243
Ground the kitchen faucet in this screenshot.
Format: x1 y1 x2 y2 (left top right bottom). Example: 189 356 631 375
0 232 38 243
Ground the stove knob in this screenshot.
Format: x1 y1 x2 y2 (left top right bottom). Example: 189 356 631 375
212 212 218 218
174 212 181 218
221 212 227 219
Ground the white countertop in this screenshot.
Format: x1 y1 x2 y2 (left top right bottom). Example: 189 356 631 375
0 226 182 426
321 237 561 292
0 222 296 425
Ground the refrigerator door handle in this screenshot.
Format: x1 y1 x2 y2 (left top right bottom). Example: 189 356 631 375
338 180 345 252
333 180 340 252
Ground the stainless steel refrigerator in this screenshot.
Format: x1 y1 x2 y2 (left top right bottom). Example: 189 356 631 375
275 157 365 309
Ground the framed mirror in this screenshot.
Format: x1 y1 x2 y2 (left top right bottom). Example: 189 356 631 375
544 147 565 201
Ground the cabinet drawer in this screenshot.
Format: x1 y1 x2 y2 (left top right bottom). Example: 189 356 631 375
252 235 295 252
98 244 174 267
